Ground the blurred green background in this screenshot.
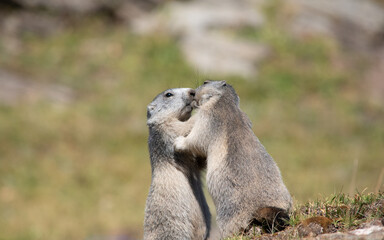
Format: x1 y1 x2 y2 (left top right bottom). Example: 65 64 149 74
0 0 383 239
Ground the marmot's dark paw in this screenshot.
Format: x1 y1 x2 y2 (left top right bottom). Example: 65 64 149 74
250 207 290 233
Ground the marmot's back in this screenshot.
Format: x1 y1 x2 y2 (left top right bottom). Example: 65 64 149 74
227 124 291 209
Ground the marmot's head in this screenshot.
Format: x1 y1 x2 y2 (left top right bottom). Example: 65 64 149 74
194 80 239 108
147 88 196 126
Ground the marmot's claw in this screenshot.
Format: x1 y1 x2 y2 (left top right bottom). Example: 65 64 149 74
191 100 199 109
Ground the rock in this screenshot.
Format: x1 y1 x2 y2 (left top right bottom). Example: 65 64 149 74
0 11 63 37
2 0 269 78
132 0 265 34
297 216 335 237
13 0 102 13
350 225 384 236
182 33 268 77
11 0 165 16
0 9 65 54
132 0 268 78
287 0 384 51
317 225 384 240
167 0 264 35
0 69 74 105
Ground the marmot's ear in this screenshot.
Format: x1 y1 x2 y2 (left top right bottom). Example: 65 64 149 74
203 80 211 85
221 80 227 87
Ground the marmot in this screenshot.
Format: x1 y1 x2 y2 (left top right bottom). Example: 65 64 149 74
174 81 292 237
144 88 211 240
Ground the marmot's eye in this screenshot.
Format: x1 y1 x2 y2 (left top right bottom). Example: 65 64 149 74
165 93 173 97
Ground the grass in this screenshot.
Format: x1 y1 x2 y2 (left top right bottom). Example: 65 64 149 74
0 20 195 239
0 1 383 239
294 191 384 229
229 192 384 239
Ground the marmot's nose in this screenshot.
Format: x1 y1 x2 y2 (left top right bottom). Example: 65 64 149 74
189 89 196 97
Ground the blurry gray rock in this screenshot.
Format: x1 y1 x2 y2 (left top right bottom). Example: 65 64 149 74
285 0 384 108
0 11 63 37
317 225 384 240
9 0 167 23
183 34 268 77
287 0 384 51
13 0 104 13
12 0 162 14
132 0 268 77
0 70 74 105
0 7 65 55
167 0 264 35
3 0 269 78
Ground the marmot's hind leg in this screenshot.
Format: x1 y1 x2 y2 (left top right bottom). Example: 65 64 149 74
247 207 290 233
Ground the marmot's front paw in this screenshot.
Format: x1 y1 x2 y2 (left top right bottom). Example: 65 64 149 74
174 136 187 152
